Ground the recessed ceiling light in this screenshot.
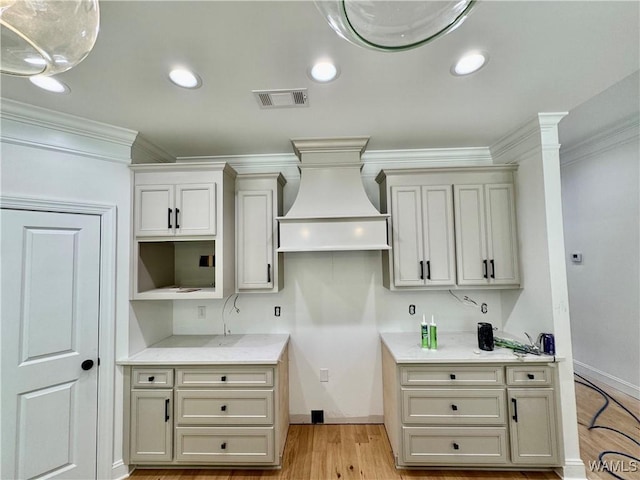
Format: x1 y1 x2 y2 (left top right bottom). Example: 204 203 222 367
29 75 70 94
309 61 339 83
168 68 202 89
451 51 489 76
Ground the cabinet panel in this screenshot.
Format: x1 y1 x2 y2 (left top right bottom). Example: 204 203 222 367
485 184 519 284
402 427 508 464
401 365 504 386
130 390 173 463
175 184 217 236
391 186 424 286
237 190 273 289
175 427 275 464
177 368 274 388
135 185 174 237
402 388 505 425
508 388 559 465
176 389 274 425
422 186 456 286
454 185 488 285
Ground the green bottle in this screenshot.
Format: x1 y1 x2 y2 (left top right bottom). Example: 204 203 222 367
429 315 437 350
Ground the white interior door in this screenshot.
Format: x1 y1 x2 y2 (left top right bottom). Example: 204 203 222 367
1 209 101 480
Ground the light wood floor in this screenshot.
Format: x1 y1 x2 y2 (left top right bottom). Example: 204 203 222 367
131 376 639 480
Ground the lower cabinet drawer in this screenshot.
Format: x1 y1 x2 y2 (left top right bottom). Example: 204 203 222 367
402 427 508 465
175 427 275 464
176 389 274 425
402 388 505 425
401 366 504 386
176 368 273 387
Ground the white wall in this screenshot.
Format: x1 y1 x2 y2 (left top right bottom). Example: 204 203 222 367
560 121 640 397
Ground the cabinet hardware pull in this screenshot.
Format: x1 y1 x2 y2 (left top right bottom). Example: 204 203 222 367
449 374 456 380
451 404 458 411
175 208 180 229
426 260 431 280
453 442 460 450
483 259 488 279
165 399 170 422
148 376 155 382
527 373 535 380
221 405 227 412
221 442 227 450
419 261 424 280
511 398 518 422
168 208 172 229
490 259 495 279
267 264 271 283
221 375 227 382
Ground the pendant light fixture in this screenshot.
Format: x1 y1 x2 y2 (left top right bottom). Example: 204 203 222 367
314 0 475 52
0 0 100 76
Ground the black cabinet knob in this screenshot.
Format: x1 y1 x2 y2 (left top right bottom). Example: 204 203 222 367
221 405 227 412
527 373 535 379
453 442 460 450
81 359 94 371
449 374 456 380
148 376 155 382
221 442 227 450
451 404 458 411
221 375 227 382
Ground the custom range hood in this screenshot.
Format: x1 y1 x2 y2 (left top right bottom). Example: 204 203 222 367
277 137 390 252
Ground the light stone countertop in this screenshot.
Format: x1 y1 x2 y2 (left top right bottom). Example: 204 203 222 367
118 334 289 365
380 332 560 364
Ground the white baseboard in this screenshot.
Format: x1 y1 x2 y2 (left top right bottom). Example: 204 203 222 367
573 360 640 400
111 460 131 480
557 458 587 480
290 414 384 424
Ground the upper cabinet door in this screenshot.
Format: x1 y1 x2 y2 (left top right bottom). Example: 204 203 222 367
175 183 217 236
237 190 274 290
422 186 456 286
135 185 174 237
454 184 488 285
485 184 519 285
391 186 425 286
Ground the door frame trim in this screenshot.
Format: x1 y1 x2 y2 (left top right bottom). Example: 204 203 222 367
1 195 117 480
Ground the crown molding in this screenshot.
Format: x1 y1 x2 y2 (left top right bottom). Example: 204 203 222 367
0 98 137 164
132 134 175 164
491 113 567 164
560 115 639 167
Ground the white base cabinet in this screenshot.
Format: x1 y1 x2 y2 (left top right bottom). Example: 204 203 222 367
382 345 561 469
124 349 289 468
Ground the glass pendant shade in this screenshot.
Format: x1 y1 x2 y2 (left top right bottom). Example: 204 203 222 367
0 0 99 76
314 0 475 52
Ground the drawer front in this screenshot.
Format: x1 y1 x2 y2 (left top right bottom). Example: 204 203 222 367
175 427 275 464
176 389 274 425
506 365 553 386
402 389 505 425
176 368 273 387
402 427 508 465
400 366 504 386
132 368 174 388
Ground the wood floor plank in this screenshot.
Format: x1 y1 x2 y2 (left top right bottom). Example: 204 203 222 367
129 376 639 480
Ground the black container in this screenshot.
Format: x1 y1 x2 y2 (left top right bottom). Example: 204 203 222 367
477 322 494 351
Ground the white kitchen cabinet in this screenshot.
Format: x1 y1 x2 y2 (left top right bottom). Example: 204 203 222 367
130 369 173 463
377 166 519 290
381 342 560 469
390 185 455 287
130 163 236 300
235 174 286 292
507 366 559 465
135 183 216 237
454 183 519 286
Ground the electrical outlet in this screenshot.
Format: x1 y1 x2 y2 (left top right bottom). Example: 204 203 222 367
274 306 281 317
320 368 329 382
197 306 206 319
409 305 416 315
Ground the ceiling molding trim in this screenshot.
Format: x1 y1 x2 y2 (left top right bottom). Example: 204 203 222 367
490 112 567 165
0 99 137 164
178 153 301 176
132 134 176 164
560 115 639 167
362 147 492 174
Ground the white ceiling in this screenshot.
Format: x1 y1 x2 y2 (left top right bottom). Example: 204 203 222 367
1 0 638 159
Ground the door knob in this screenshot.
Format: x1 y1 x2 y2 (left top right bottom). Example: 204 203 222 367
81 359 94 371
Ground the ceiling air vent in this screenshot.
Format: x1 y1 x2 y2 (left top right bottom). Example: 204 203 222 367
253 89 308 109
